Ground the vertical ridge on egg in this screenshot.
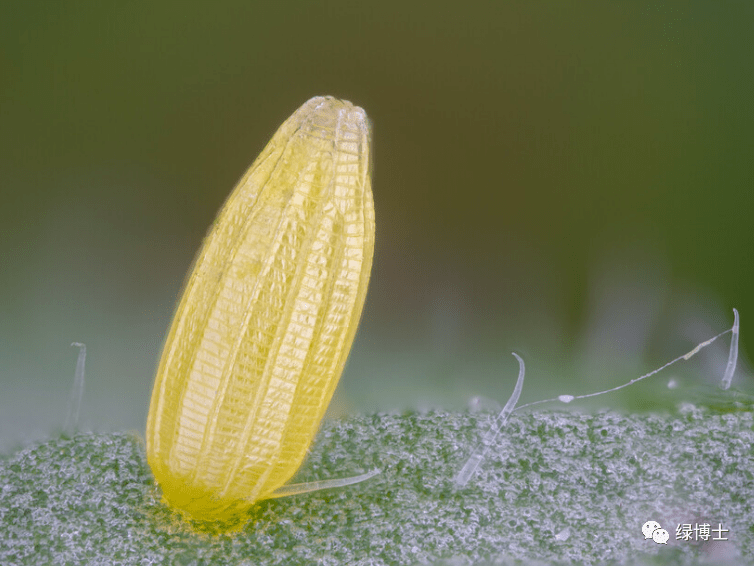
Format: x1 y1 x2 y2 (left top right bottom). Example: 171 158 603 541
146 96 374 524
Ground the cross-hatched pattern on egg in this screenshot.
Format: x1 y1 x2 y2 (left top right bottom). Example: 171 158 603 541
146 96 374 524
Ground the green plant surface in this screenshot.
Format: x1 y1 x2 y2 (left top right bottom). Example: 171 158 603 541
1 406 753 566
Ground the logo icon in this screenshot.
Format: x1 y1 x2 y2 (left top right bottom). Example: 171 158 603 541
642 521 661 539
642 521 668 544
652 528 669 544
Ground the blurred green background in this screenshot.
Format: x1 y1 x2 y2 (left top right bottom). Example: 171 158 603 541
1 1 752 451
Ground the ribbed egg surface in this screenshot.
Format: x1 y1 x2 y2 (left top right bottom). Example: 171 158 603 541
146 96 375 525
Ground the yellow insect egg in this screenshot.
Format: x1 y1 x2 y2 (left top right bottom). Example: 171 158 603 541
146 96 375 527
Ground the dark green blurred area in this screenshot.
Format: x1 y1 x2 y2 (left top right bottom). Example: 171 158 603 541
1 1 752 450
